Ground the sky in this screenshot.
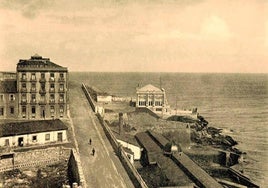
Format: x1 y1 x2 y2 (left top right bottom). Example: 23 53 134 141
0 0 268 73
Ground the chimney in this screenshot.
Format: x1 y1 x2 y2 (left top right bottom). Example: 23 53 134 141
119 112 124 135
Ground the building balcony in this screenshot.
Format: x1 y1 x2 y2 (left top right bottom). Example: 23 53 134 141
39 100 46 105
58 88 65 93
30 100 37 105
20 78 27 81
20 88 27 93
49 77 55 82
30 88 37 93
39 89 46 94
39 78 46 82
59 99 65 104
58 77 65 82
49 88 55 93
49 99 55 104
20 100 27 105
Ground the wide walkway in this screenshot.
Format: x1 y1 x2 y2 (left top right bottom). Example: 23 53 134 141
69 84 134 188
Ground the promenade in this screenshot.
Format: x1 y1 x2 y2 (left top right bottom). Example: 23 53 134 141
68 84 134 188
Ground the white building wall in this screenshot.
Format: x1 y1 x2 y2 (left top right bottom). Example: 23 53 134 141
0 130 67 147
117 139 141 160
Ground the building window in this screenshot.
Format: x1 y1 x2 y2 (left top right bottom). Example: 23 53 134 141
50 73 55 81
41 83 45 91
4 139 9 146
31 83 36 91
50 94 55 102
50 83 55 91
59 84 64 91
10 107 14 114
45 134 50 141
0 94 3 101
50 106 55 116
22 106 26 118
60 73 64 78
22 73 26 80
0 107 4 116
22 106 26 113
139 101 146 106
59 94 64 102
41 73 45 78
22 93 27 102
21 83 27 92
32 106 36 117
155 101 162 106
9 94 15 101
148 101 153 106
59 106 64 113
31 73 36 80
31 94 36 102
32 135 37 142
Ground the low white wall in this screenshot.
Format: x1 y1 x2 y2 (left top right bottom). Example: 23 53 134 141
0 130 67 147
117 139 141 160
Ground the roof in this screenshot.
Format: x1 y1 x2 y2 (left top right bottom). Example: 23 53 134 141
17 54 67 71
135 132 162 153
136 84 163 92
0 81 17 93
0 119 68 137
114 132 140 147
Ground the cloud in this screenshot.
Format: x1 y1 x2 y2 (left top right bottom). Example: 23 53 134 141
200 15 232 40
1 0 55 19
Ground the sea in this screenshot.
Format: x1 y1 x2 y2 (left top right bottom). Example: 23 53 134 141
70 72 268 186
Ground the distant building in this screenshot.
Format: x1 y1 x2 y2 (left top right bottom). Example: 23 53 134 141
0 119 68 147
0 81 18 119
136 84 169 113
0 72 16 81
16 54 68 119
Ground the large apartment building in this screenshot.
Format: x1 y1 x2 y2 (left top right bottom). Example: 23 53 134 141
16 54 68 119
0 54 68 120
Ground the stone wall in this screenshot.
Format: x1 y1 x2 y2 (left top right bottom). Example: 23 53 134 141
0 146 70 172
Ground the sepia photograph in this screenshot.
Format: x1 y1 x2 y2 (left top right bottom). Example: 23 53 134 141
0 0 267 187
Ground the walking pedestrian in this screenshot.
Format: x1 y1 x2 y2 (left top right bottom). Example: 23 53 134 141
89 138 92 145
92 148 95 156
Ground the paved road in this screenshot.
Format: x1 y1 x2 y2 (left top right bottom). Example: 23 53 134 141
69 84 134 188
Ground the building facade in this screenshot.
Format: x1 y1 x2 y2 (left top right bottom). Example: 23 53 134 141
136 84 169 113
16 54 68 119
0 81 19 119
0 119 68 147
